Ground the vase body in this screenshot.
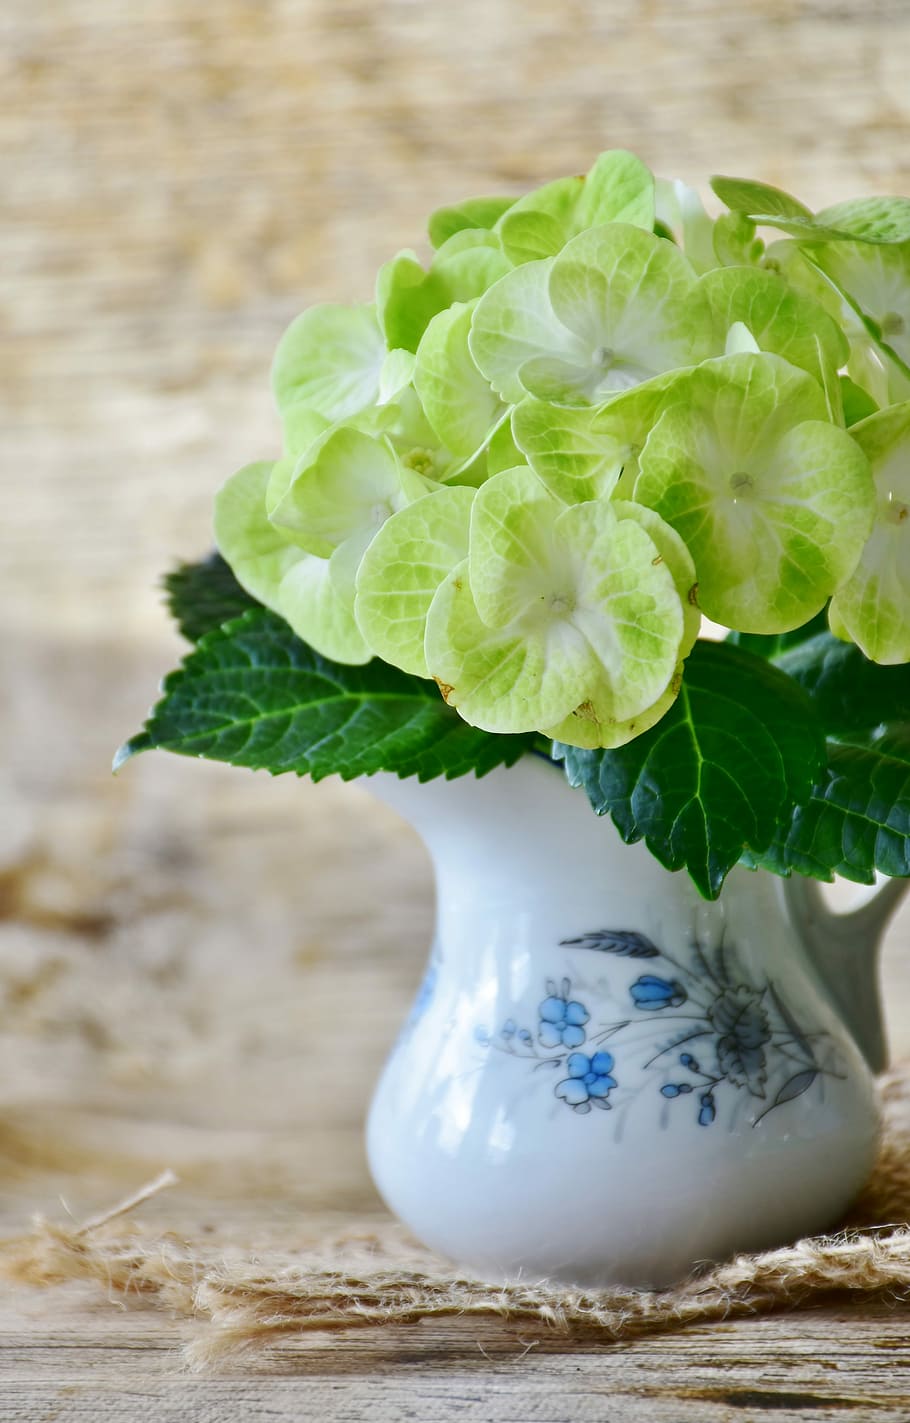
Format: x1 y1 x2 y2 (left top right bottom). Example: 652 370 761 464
366 755 882 1289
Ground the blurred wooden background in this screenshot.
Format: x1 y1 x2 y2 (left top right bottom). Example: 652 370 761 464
3 2 910 1414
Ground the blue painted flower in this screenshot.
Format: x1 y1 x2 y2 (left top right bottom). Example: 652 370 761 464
629 974 687 1011
660 1081 694 1098
698 1090 717 1126
555 1050 617 1111
538 993 589 1048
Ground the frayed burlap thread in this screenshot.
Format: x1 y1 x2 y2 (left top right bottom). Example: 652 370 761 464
4 1069 910 1369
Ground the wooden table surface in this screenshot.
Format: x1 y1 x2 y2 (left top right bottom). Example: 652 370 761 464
3 2 910 1417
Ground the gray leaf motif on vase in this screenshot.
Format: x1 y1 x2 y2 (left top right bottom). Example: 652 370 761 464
474 929 844 1128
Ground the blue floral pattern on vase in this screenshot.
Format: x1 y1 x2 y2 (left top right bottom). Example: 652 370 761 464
538 982 590 1048
629 975 687 1010
556 1051 618 1113
475 929 844 1128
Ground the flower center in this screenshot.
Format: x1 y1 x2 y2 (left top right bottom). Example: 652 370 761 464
881 311 906 338
885 493 910 525
547 591 576 615
729 470 755 497
403 447 435 476
592 345 614 370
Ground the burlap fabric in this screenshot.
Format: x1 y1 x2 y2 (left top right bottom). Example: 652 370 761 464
3 1068 909 1371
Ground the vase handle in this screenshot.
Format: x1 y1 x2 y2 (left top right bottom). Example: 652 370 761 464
782 875 909 1074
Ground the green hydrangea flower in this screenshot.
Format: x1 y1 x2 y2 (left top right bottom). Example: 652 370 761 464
210 149 910 755
423 467 692 741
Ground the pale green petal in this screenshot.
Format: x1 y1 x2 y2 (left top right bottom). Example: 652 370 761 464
655 177 716 275
724 321 761 356
500 173 585 228
712 212 764 268
271 303 385 420
511 397 627 502
711 175 812 222
813 196 910 245
265 455 299 519
376 251 449 354
425 496 686 735
511 372 689 505
428 195 516 249
355 486 474 676
277 547 371 664
469 466 561 629
486 416 526 475
215 461 304 605
498 210 568 265
425 563 596 734
498 151 655 265
432 228 504 261
829 521 910 664
830 402 910 663
414 302 505 458
280 405 331 459
552 500 684 719
271 427 428 557
543 662 684 749
575 150 655 231
699 265 849 392
546 224 714 396
469 259 587 403
516 354 609 405
376 387 461 483
378 348 417 403
635 354 875 631
800 241 910 379
611 500 700 656
213 460 371 664
432 242 512 302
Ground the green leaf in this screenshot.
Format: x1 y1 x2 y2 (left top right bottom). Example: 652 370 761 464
116 608 535 782
556 639 826 899
774 632 910 737
163 553 259 643
726 608 830 660
737 633 910 883
748 732 910 884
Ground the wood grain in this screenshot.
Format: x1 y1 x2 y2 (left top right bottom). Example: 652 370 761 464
2 0 910 1414
2 1292 910 1421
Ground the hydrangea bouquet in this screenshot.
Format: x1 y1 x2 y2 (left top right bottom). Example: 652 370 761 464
120 151 910 900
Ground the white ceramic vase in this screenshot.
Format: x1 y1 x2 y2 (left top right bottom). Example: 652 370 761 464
366 754 906 1289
